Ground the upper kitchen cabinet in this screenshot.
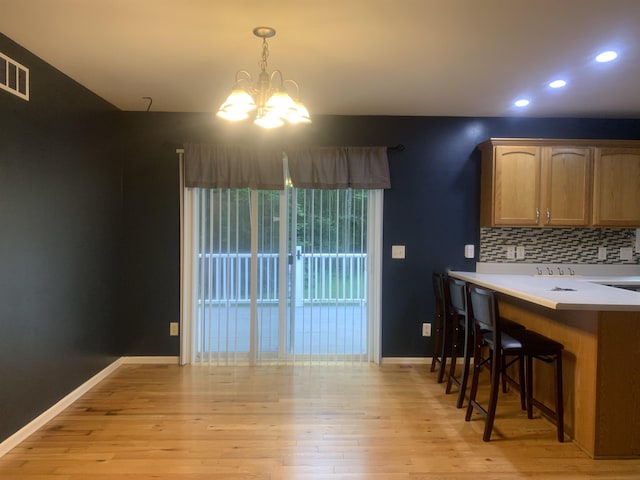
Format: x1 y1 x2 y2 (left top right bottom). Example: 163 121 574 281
592 147 640 226
479 139 591 227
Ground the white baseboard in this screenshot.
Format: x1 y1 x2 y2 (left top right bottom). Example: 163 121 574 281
381 357 466 365
121 356 179 364
0 355 179 458
382 357 430 364
0 357 124 458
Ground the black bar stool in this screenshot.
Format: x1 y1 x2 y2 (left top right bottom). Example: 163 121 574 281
445 277 473 407
511 327 565 442
446 278 526 408
465 285 564 442
430 272 451 383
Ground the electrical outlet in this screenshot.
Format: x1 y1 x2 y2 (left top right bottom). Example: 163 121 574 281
620 247 633 261
422 323 431 337
516 246 525 260
169 322 179 336
505 245 516 260
598 247 607 261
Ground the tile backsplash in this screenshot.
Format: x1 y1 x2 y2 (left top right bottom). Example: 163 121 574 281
480 228 639 264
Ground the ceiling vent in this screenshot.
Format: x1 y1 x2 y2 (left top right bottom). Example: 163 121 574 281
1 52 29 101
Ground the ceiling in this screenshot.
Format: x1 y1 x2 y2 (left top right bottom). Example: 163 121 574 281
1 0 640 118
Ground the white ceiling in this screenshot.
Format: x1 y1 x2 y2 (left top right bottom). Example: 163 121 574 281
1 0 639 118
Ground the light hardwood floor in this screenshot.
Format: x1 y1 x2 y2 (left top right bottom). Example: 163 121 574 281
1 363 639 479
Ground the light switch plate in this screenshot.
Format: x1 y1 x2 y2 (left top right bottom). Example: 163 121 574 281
620 247 633 261
505 245 515 260
391 245 405 259
464 244 475 258
516 246 525 260
636 229 640 252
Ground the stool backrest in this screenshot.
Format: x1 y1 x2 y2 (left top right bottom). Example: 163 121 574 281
468 285 497 332
448 278 467 316
432 272 449 319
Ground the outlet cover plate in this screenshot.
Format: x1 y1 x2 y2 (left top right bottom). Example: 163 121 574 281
422 323 431 337
598 247 607 260
170 322 179 336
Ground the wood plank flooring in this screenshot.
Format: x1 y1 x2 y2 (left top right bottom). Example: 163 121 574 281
1 363 639 479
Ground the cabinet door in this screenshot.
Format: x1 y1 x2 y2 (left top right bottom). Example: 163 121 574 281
543 147 592 226
592 148 640 226
493 146 541 225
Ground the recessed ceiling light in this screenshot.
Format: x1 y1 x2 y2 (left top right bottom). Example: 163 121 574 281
595 50 618 63
549 79 567 89
514 99 530 107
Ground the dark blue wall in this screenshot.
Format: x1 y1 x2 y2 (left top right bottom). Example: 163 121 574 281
0 33 121 442
116 113 640 358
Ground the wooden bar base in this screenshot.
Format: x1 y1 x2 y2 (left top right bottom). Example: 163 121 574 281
497 294 640 458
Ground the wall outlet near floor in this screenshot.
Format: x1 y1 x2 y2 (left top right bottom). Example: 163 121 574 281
422 323 431 337
169 322 179 336
598 247 607 261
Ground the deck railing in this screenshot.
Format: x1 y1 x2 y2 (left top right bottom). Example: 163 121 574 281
197 252 367 304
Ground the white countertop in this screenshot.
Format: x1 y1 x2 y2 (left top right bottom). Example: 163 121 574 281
448 271 640 311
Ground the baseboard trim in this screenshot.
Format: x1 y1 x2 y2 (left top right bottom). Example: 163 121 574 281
120 356 180 364
381 357 466 366
381 357 429 364
0 355 180 458
0 357 124 458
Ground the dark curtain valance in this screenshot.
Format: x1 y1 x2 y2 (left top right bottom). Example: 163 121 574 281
183 144 391 190
184 144 284 190
286 146 390 190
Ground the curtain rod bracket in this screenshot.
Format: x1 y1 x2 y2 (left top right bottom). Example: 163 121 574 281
388 144 405 152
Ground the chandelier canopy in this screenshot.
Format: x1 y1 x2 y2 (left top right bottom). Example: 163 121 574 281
216 27 311 129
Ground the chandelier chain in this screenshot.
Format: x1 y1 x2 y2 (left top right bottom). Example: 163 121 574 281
259 38 269 73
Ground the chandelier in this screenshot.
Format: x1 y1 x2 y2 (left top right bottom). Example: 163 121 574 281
216 26 311 129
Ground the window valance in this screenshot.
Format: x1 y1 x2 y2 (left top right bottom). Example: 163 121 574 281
184 144 285 190
184 144 391 190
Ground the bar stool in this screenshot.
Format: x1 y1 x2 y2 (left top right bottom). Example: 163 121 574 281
430 272 451 383
511 327 565 442
445 277 473 407
446 278 526 408
465 285 564 442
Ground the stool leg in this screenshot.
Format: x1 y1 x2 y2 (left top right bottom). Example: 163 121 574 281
431 310 442 374
483 348 501 442
455 321 472 408
445 317 460 393
555 353 564 442
437 316 449 383
465 336 483 422
526 355 534 419
518 353 526 411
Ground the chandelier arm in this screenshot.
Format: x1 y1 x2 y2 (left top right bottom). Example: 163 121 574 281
284 79 300 98
270 70 285 88
235 69 253 84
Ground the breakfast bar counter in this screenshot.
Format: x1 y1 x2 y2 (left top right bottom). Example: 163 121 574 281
449 271 640 458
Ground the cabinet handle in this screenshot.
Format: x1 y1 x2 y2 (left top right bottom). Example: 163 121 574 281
536 208 540 222
546 208 551 224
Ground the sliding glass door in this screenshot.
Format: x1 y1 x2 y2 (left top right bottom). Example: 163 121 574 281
184 185 380 365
